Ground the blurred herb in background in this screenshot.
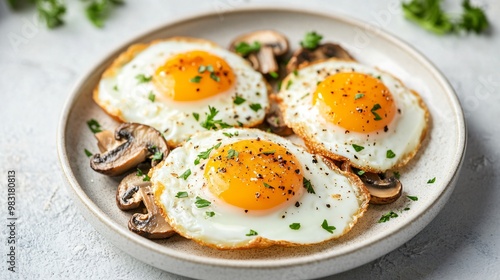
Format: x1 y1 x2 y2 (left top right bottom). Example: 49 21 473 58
402 0 489 35
6 0 124 29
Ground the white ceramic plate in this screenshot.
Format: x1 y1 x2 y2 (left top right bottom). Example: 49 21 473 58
57 7 466 280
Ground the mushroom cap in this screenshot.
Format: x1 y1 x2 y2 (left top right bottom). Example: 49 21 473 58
90 123 169 176
286 43 354 73
128 186 175 239
229 30 289 56
265 97 294 136
116 172 151 210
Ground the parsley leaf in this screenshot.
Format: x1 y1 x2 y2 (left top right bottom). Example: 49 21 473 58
136 168 150 181
379 211 398 223
460 0 489 34
195 196 211 208
175 191 188 198
37 0 66 29
394 171 401 179
289 223 301 230
152 151 163 161
321 219 336 233
355 93 365 100
194 142 222 165
303 178 315 194
371 103 382 121
352 144 364 152
227 149 239 159
407 195 418 201
193 112 200 121
200 106 232 130
206 211 215 217
262 150 275 155
357 170 365 176
234 95 246 105
180 169 191 180
136 74 152 83
427 177 436 184
300 31 323 50
190 75 202 83
249 103 262 112
86 119 102 133
84 149 93 157
263 182 274 189
386 150 396 159
269 71 279 79
210 72 220 82
286 80 293 90
85 0 124 28
246 229 258 236
223 131 239 138
235 41 261 56
148 92 155 102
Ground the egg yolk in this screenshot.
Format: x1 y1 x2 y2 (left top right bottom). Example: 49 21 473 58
204 140 303 211
153 50 235 101
312 72 396 133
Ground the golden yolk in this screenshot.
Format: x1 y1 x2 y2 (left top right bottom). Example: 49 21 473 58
153 50 235 101
204 140 303 211
312 72 396 133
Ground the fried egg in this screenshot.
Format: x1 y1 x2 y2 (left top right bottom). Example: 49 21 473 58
151 128 369 249
277 59 429 172
94 37 269 147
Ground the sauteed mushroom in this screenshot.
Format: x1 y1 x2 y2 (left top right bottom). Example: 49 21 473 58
286 43 353 73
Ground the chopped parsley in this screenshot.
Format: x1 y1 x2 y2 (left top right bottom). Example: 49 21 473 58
84 149 93 157
378 211 398 223
234 41 261 56
357 170 365 176
136 74 152 83
407 195 418 201
277 80 282 91
180 169 191 180
148 92 155 102
190 75 202 83
269 71 279 79
200 106 232 130
321 219 336 233
289 223 301 230
113 84 118 91
262 150 275 155
86 119 102 133
394 171 401 179
198 65 206 73
152 151 163 161
286 80 293 90
136 168 150 181
223 131 239 138
195 196 211 208
371 103 382 121
194 142 222 165
245 229 258 236
300 93 310 100
175 191 188 198
293 69 299 76
352 144 365 152
427 177 436 184
354 93 365 100
300 31 323 50
206 211 215 217
233 95 246 105
193 112 200 121
210 72 220 82
263 182 274 189
227 149 239 159
303 178 315 194
249 103 262 112
386 150 396 159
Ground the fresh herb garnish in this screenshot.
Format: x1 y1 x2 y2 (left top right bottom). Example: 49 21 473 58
136 74 152 83
379 211 398 223
235 41 261 56
357 170 365 176
263 182 274 189
277 80 282 91
175 191 188 198
352 144 365 152
206 211 215 217
85 0 124 28
394 171 401 179
148 92 155 102
355 93 365 100
194 142 222 165
321 219 336 233
262 150 275 155
198 65 206 73
136 168 150 181
84 149 93 157
193 112 200 121
227 149 239 159
180 169 191 180
303 178 315 194
195 196 211 208
293 69 299 76
407 195 418 201
36 0 66 28
86 119 102 133
386 150 396 159
249 103 262 112
152 151 163 161
300 31 323 50
223 131 239 138
210 72 220 82
113 84 118 91
269 71 279 79
200 106 232 130
289 223 301 230
246 229 258 236
234 95 246 105
190 75 202 83
286 80 293 90
371 103 382 121
427 177 436 184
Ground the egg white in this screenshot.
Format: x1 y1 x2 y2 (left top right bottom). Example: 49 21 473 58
94 38 269 147
151 128 369 249
277 59 429 172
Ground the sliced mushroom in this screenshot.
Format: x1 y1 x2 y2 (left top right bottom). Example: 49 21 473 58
265 99 293 136
230 30 289 74
90 123 169 176
342 162 402 205
116 172 151 210
95 130 124 153
128 186 175 239
286 43 354 73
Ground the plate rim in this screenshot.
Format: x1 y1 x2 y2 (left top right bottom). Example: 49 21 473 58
57 4 467 272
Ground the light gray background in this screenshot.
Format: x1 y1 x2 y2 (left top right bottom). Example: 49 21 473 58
1 0 499 279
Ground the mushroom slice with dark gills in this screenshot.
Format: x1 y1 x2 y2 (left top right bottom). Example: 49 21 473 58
286 43 354 73
128 185 175 239
342 162 402 205
229 30 289 75
90 123 169 176
116 172 151 210
264 95 293 136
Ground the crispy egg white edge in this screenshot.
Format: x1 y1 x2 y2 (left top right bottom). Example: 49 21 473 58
95 38 269 147
150 128 370 249
277 59 429 172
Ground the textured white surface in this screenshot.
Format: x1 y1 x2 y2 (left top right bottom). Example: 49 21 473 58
0 0 499 279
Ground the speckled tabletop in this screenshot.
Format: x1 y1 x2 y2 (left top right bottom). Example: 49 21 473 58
1 0 499 279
